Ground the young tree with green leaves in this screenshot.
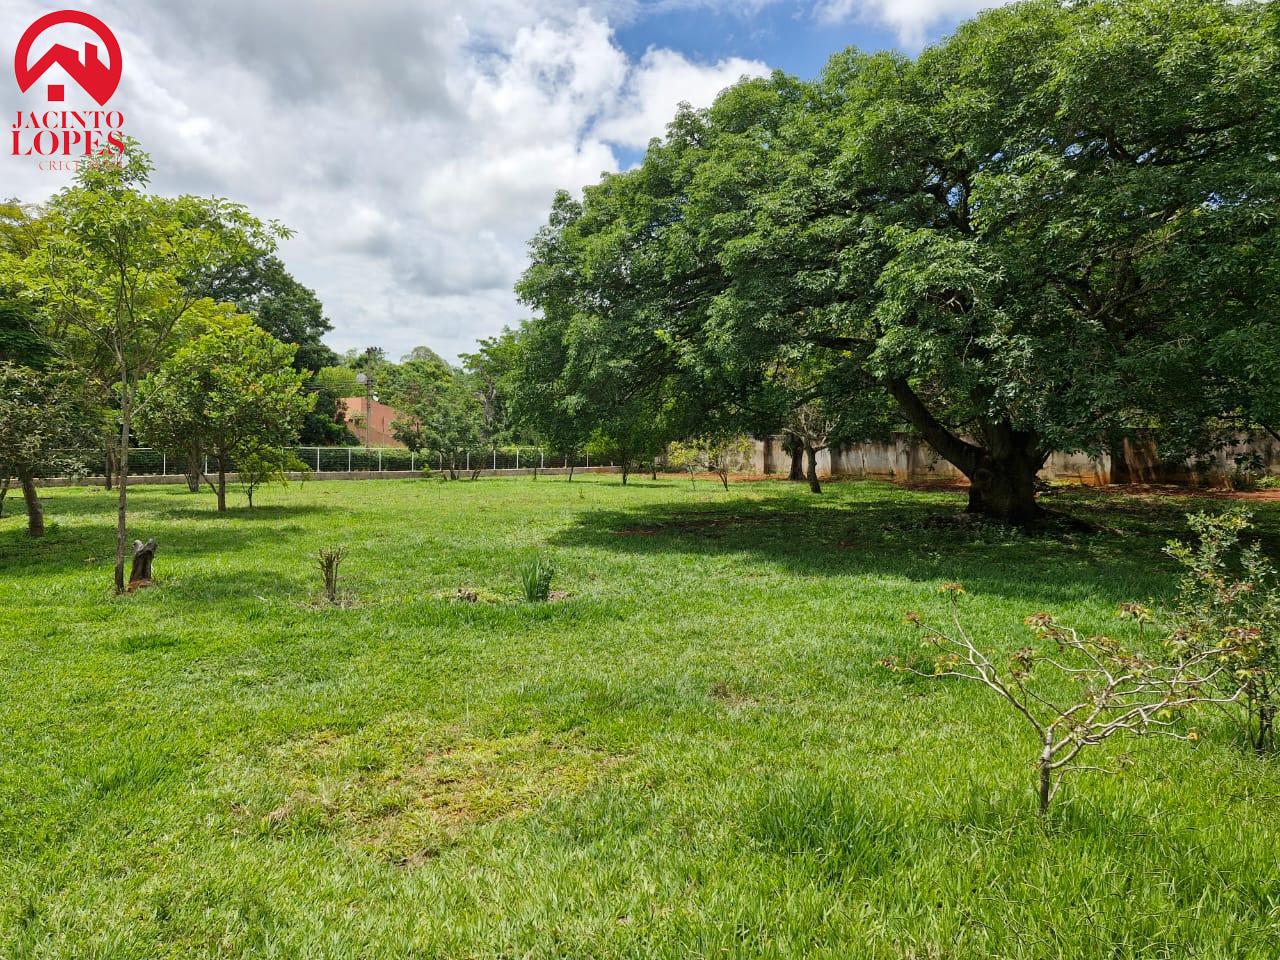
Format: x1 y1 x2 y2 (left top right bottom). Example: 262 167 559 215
16 147 285 591
236 443 311 510
137 310 313 512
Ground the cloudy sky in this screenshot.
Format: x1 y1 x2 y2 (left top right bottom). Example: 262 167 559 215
3 0 1004 362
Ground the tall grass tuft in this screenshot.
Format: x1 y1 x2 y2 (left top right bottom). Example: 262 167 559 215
518 553 555 603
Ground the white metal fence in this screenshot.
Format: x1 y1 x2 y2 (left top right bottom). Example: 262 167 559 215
47 447 610 479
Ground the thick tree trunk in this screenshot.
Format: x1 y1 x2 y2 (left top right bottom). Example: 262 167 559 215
885 378 1045 524
621 462 630 485
787 437 805 482
965 451 1043 524
0 475 10 518
19 470 44 537
114 406 131 595
185 446 202 493
567 461 575 481
805 446 822 494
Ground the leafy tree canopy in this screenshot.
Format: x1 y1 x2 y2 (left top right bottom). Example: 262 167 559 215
191 253 338 373
137 309 314 511
517 0 1280 521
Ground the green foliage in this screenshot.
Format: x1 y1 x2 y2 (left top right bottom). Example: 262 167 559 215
1166 511 1280 752
666 440 704 482
461 332 525 444
0 201 54 368
11 144 285 589
517 0 1280 521
313 365 362 398
190 252 338 374
383 361 486 476
668 434 755 489
137 310 314 509
299 382 358 447
236 445 311 510
0 362 101 480
517 552 556 603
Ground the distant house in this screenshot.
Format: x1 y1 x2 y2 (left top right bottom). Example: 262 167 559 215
340 397 406 447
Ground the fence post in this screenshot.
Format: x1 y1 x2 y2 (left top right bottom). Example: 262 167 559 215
204 454 209 476
316 448 321 472
493 449 497 471
541 451 545 470
516 449 519 470
348 448 352 472
378 450 383 472
466 451 470 472
411 452 415 472
586 452 590 469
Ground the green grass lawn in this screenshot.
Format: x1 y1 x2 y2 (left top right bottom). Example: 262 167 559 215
2 475 1279 959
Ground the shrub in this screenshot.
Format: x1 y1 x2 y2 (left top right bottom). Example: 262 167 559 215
518 554 555 603
886 584 1239 815
1165 511 1280 753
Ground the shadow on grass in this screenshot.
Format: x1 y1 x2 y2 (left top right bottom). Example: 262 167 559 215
0 487 341 581
551 482 1280 606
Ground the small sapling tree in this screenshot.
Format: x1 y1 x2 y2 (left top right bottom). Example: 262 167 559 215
1165 511 1280 753
237 444 310 509
20 147 284 591
317 546 347 605
886 585 1241 815
668 435 754 490
667 440 705 485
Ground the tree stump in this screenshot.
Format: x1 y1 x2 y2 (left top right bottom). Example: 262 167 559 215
127 538 158 591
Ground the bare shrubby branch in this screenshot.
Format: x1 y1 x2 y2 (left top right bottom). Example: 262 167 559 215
887 585 1241 815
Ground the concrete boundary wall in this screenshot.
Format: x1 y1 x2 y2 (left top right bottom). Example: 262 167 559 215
37 466 621 489
753 433 1280 487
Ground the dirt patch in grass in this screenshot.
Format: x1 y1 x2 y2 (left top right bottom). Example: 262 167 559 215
709 681 760 711
256 726 621 865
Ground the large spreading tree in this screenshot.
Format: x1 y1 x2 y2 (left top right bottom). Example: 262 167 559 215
517 0 1280 521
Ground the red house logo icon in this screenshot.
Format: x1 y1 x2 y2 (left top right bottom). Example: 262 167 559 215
15 10 122 106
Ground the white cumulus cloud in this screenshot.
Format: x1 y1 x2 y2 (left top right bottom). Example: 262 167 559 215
815 0 1014 46
0 0 771 361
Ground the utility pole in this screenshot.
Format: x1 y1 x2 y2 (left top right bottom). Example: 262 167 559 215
356 372 375 451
